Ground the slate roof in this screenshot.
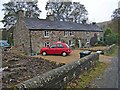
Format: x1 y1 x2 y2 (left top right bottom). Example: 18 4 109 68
24 18 103 32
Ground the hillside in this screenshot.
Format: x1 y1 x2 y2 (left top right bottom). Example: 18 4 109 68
97 18 119 33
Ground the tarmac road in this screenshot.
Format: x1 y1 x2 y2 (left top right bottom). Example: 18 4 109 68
90 56 118 88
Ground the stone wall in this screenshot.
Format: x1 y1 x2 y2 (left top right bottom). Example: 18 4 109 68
31 31 64 53
15 53 99 89
13 10 31 55
31 30 103 53
104 44 116 55
2 50 64 88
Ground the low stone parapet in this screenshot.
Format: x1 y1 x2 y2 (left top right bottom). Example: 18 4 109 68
103 44 116 55
15 53 99 89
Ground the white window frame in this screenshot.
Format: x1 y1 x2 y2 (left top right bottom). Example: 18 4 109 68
44 31 49 38
69 31 74 36
68 40 74 47
86 32 90 37
64 31 68 37
44 42 50 47
86 32 90 42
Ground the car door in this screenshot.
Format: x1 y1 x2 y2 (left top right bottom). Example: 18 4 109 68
55 44 64 54
48 44 57 54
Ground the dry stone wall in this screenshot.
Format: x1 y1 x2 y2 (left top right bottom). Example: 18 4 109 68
15 53 99 89
104 44 116 55
2 50 64 88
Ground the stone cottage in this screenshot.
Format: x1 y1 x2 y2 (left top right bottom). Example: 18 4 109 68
13 10 103 55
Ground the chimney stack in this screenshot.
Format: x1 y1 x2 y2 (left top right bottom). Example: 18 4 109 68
46 9 55 21
82 20 86 24
46 15 55 21
16 10 24 20
92 22 96 25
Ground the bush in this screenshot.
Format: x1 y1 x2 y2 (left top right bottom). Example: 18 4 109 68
96 41 106 46
104 28 118 45
104 33 117 45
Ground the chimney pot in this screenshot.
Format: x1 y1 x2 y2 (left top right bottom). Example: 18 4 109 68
46 15 55 21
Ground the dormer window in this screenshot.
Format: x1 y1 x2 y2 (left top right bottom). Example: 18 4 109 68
69 31 74 36
44 31 49 37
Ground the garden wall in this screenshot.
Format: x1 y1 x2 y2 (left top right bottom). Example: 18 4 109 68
15 53 99 89
2 50 64 88
104 44 116 55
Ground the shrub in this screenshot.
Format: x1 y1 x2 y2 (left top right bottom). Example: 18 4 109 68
96 41 106 46
104 28 118 45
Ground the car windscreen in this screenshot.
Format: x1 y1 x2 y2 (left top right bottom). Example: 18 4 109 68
65 44 69 48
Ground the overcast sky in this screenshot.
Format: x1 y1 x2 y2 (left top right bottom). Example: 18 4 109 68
0 0 119 28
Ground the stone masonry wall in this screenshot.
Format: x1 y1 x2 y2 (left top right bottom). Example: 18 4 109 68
104 44 116 55
15 53 99 89
13 10 31 55
2 49 65 88
31 30 102 53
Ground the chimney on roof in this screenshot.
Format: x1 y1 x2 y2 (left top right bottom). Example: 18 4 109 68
68 16 73 22
46 15 55 21
46 9 55 21
16 10 24 20
92 22 96 25
82 20 86 24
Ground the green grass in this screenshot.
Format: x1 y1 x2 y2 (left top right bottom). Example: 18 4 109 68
65 62 107 88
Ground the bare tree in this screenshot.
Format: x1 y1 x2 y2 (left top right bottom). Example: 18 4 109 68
45 0 88 23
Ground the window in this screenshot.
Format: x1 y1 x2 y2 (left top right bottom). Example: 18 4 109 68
69 31 74 36
68 40 74 47
86 32 90 37
57 44 64 48
44 42 50 47
50 44 57 48
44 31 49 37
64 31 68 36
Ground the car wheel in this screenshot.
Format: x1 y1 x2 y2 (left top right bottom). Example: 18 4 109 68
62 52 67 56
42 52 47 56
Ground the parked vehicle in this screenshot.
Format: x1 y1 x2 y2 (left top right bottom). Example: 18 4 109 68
40 42 72 56
0 40 11 51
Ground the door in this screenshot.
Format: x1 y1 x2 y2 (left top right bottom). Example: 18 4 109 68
48 44 57 54
55 44 64 54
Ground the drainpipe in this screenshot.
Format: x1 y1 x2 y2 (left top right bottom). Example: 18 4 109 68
29 30 32 56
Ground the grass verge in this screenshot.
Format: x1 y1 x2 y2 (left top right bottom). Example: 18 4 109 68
65 62 107 88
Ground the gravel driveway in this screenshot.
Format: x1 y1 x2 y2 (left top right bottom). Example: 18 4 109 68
33 50 83 64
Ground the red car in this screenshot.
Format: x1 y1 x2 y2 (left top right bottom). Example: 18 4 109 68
40 42 72 56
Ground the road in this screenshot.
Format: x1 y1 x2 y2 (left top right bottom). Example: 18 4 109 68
90 56 118 88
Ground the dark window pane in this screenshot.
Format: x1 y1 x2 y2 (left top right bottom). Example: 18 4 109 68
50 44 57 48
57 44 64 48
